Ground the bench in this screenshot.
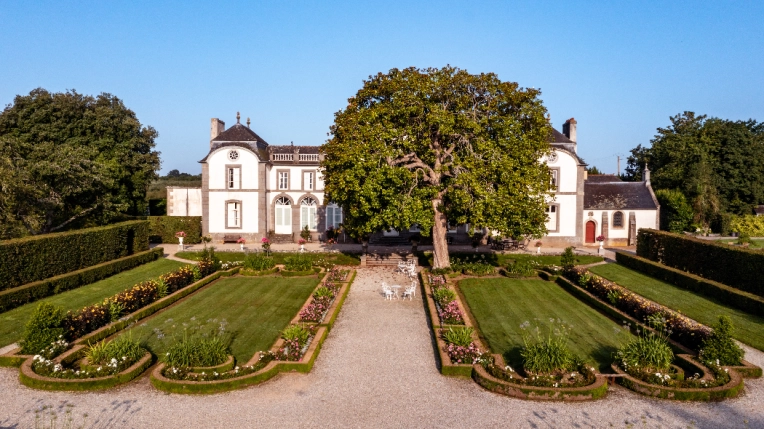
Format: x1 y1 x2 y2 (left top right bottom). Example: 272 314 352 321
223 234 241 243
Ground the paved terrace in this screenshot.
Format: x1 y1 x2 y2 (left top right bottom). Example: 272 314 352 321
1 267 762 428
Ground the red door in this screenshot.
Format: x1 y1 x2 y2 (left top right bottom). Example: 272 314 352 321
585 221 596 243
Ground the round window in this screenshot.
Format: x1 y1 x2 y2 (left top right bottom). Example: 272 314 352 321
547 152 558 163
228 150 239 161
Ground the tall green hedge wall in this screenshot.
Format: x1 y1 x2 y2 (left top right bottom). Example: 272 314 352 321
148 216 202 244
0 221 150 291
636 228 764 298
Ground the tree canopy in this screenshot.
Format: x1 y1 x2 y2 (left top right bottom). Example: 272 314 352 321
321 66 552 268
0 88 160 238
624 112 764 229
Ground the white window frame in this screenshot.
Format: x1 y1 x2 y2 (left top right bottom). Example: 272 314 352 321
278 171 289 190
303 171 314 190
227 166 241 190
226 201 242 229
300 197 318 231
326 204 343 229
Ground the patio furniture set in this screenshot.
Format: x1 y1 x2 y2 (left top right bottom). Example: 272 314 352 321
489 237 528 251
380 260 419 300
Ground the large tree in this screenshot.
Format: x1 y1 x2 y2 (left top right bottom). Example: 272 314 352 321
0 88 160 238
624 112 764 228
321 66 552 268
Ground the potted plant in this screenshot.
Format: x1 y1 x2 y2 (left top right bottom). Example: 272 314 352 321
596 235 605 254
201 234 212 249
261 237 271 254
175 231 186 249
535 241 542 254
298 238 307 252
237 237 246 251
300 225 311 242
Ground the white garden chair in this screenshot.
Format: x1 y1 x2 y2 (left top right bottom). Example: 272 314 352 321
406 265 417 279
397 261 408 274
402 285 416 300
381 282 394 300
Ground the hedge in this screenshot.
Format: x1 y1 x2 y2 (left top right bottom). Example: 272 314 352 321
0 248 163 313
615 251 764 317
0 221 150 291
148 216 202 244
636 229 764 298
730 215 764 236
473 363 608 401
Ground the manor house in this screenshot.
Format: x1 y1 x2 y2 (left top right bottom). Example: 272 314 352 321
167 115 659 247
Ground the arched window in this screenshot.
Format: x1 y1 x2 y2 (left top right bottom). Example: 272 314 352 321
300 197 317 230
275 196 291 205
613 211 624 228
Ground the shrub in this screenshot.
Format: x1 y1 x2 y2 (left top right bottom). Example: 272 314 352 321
284 255 313 271
737 231 751 246
86 333 144 365
560 247 575 271
300 225 311 241
0 220 150 291
147 216 202 244
636 229 764 298
730 214 764 237
615 316 674 373
433 288 456 306
20 303 65 355
282 324 312 345
699 316 744 366
164 327 230 368
655 189 693 233
506 260 537 277
244 253 276 271
461 261 495 276
520 320 575 374
442 327 474 347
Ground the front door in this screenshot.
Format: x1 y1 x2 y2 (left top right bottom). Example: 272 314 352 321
585 221 596 243
275 200 292 235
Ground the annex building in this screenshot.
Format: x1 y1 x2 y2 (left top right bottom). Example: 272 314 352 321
167 115 659 247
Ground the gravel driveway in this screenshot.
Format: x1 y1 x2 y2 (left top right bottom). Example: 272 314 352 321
1 267 763 428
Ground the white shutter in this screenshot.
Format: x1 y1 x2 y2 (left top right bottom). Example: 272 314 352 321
310 207 317 230
276 207 283 226
304 172 312 190
233 168 240 189
227 203 235 226
285 206 291 225
301 206 309 229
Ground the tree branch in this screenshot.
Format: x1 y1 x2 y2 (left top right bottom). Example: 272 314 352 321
48 205 98 233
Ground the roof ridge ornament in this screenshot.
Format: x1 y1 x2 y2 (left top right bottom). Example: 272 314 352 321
236 112 241 124
247 117 250 128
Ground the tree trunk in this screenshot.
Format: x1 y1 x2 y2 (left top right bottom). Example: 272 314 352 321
431 199 450 268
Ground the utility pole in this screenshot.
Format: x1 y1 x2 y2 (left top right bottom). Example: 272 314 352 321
617 156 620 177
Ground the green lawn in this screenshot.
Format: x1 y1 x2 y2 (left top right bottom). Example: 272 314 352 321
420 252 603 268
176 250 361 266
459 278 625 372
714 238 764 250
589 263 764 351
0 259 185 348
120 276 319 364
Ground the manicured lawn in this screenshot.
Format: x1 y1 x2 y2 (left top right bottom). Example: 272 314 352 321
121 276 319 364
176 250 361 266
714 238 764 250
459 278 624 372
421 252 603 268
0 259 186 348
589 263 764 351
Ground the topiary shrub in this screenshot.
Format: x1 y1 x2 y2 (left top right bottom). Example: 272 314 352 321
699 316 744 366
560 247 575 271
615 316 674 375
520 319 575 374
21 303 65 355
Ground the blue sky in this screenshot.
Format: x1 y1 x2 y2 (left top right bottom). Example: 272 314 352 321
1 1 762 175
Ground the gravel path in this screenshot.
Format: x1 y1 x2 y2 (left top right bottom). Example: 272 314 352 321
1 268 763 428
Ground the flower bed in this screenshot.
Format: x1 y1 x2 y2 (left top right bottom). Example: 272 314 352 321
299 283 341 324
565 267 711 350
325 268 351 282
426 273 466 326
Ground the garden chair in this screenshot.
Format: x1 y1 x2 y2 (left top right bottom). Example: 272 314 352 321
408 281 417 298
402 285 415 300
397 261 408 274
381 282 394 300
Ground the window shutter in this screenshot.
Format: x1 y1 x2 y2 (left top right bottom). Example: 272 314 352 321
326 206 334 228
276 207 283 226
233 168 241 189
310 207 317 229
227 203 235 226
335 207 342 227
301 206 309 228
285 206 291 225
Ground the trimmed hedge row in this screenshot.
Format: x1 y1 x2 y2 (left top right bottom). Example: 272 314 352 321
0 221 150 291
636 229 764 298
0 248 163 313
473 363 608 401
148 216 202 244
615 251 764 317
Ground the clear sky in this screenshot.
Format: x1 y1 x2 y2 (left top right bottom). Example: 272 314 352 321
2 1 762 175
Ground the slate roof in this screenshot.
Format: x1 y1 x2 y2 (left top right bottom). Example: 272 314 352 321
584 182 659 210
212 123 269 145
586 174 622 183
549 128 574 144
199 123 321 163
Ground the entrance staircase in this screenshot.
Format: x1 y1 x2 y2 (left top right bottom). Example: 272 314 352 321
270 234 294 244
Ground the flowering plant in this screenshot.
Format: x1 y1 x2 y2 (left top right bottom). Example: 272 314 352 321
175 231 186 238
438 301 464 325
534 241 543 247
236 237 246 244
298 238 307 245
261 237 271 250
444 342 484 364
596 235 605 242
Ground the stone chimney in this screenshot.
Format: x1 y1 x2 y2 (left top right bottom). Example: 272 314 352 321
643 164 651 185
210 118 225 142
562 118 577 143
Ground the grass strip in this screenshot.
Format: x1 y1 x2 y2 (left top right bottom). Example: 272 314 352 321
459 278 624 372
122 276 318 364
589 264 764 351
0 259 185 348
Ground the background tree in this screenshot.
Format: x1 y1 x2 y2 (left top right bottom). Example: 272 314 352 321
321 66 552 268
586 165 603 175
0 88 160 238
655 189 693 233
623 112 764 231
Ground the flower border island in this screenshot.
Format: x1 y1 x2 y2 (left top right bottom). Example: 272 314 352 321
1 260 235 391
421 272 608 401
557 267 761 401
149 267 355 394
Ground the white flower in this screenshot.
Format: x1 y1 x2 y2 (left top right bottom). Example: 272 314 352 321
97 366 102 371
